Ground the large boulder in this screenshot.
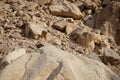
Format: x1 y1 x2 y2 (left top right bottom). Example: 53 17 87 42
0 45 119 80
49 2 83 20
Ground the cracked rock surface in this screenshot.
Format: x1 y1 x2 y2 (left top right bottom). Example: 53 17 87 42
0 0 120 79
0 45 119 80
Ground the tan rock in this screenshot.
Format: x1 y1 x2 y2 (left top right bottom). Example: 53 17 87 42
83 0 101 9
49 2 83 20
33 0 51 5
101 48 120 65
66 23 78 34
85 10 92 15
25 22 47 39
46 33 53 42
0 11 6 20
53 20 67 31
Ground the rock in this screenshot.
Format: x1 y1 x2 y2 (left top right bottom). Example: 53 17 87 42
85 1 120 46
85 52 101 61
86 2 120 33
70 26 92 41
0 11 6 20
73 1 83 7
53 20 67 32
83 0 95 9
10 31 21 39
0 27 3 37
65 23 78 34
85 10 92 15
115 29 120 45
5 0 23 4
76 32 95 53
0 44 9 56
16 20 24 28
102 0 111 5
1 48 26 64
101 48 120 65
49 2 83 19
25 22 47 39
32 0 51 5
0 53 30 80
27 2 38 10
83 15 93 21
69 26 102 53
0 45 119 80
100 21 113 36
45 33 53 42
83 0 101 9
104 48 120 59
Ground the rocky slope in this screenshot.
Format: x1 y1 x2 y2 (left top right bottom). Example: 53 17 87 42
0 0 120 80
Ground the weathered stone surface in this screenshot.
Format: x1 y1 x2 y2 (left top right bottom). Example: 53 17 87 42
104 48 120 59
85 1 120 45
0 53 31 80
5 0 24 4
53 20 67 31
1 48 26 64
49 2 83 19
85 1 120 28
69 26 94 52
82 0 101 9
85 52 101 61
33 0 51 5
101 48 120 65
70 26 92 41
25 22 47 39
0 11 6 20
66 23 78 34
0 45 119 80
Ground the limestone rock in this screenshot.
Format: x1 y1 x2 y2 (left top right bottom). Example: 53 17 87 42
25 22 47 39
49 2 83 20
1 48 26 64
104 48 120 59
0 45 119 80
53 20 67 32
66 23 78 34
101 48 120 65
